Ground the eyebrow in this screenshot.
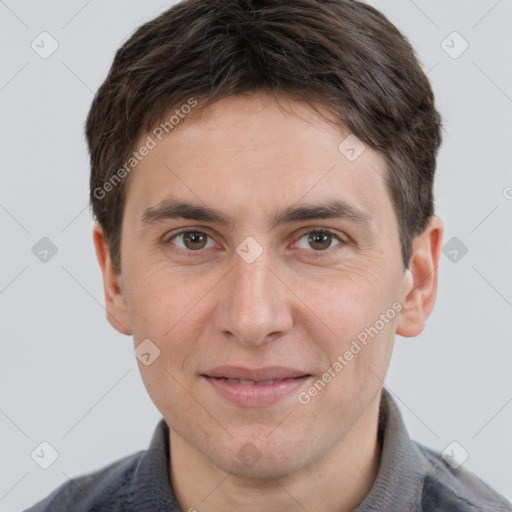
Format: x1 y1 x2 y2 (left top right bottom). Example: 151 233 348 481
139 198 373 231
140 200 235 230
270 200 373 231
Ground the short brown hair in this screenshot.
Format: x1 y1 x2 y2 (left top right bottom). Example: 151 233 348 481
86 0 442 272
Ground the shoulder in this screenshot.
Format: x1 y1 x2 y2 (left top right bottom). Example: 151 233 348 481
25 419 179 512
24 450 145 512
414 441 512 512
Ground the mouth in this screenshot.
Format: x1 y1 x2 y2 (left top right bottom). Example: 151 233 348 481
210 377 299 385
201 366 312 407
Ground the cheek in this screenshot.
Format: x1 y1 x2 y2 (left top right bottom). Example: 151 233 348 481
294 268 401 399
123 260 212 340
297 266 391 338
126 267 218 395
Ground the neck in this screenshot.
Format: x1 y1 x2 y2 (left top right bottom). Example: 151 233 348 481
169 392 382 512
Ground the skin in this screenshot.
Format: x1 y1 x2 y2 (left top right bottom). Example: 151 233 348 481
93 92 443 512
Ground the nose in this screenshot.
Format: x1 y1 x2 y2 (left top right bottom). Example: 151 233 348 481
213 249 294 347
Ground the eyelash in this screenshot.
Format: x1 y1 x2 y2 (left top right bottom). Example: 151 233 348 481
164 227 348 257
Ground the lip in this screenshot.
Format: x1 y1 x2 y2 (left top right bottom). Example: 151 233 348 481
202 366 312 407
205 366 309 381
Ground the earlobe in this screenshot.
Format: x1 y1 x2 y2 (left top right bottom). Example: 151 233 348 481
92 223 133 336
396 216 444 338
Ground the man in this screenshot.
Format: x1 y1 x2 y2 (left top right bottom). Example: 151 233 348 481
26 0 511 510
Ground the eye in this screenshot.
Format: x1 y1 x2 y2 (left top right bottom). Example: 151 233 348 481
167 230 216 251
294 229 345 252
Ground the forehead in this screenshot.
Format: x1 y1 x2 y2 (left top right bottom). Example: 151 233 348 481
123 93 395 232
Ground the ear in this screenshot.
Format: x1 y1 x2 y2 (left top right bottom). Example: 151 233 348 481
396 215 444 338
92 223 132 335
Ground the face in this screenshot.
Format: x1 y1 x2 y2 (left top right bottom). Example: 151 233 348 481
97 93 426 478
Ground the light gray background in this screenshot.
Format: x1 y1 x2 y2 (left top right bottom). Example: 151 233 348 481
0 0 511 510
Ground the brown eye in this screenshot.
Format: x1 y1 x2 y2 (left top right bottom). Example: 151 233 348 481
294 229 344 253
168 230 214 252
182 231 208 250
308 231 333 251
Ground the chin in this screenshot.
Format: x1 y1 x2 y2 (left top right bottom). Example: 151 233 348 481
202 431 318 480
216 451 307 480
